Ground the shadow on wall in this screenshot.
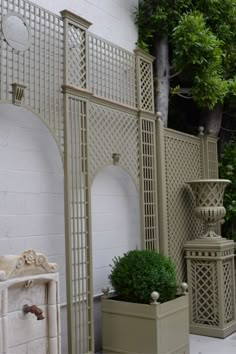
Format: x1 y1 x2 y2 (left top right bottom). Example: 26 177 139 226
91 165 141 351
0 104 67 354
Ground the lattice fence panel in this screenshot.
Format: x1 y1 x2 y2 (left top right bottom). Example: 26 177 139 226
68 96 92 353
88 34 136 107
0 0 64 150
88 102 139 188
68 24 87 89
191 260 219 326
208 140 219 178
139 58 154 112
223 260 234 324
164 130 203 281
141 118 158 250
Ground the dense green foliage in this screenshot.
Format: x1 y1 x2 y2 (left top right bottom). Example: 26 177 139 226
219 140 236 240
135 0 236 110
109 249 178 304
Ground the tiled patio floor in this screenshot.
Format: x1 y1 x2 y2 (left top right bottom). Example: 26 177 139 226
97 333 236 354
190 333 236 354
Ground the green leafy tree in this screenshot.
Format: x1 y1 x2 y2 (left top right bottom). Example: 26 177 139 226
219 139 236 239
135 0 236 134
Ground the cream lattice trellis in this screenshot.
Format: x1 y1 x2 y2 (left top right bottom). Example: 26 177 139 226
137 57 154 113
0 2 222 353
141 118 158 250
65 96 93 354
61 10 156 354
0 0 64 151
191 260 219 326
223 260 234 324
68 24 87 89
88 102 139 188
88 34 137 107
207 140 219 178
164 129 203 281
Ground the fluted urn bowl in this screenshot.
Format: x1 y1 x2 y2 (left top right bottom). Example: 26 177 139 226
187 179 231 238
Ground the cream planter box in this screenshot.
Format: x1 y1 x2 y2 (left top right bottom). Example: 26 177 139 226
102 294 189 354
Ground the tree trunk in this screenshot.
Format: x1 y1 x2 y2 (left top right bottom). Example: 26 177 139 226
201 103 223 137
154 35 170 127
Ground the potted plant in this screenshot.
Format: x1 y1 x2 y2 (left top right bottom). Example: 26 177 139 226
101 249 189 354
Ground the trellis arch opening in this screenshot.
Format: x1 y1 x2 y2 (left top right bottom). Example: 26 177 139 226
91 165 141 296
0 103 67 351
91 165 141 351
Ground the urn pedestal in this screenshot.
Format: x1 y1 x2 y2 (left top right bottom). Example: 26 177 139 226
185 179 236 338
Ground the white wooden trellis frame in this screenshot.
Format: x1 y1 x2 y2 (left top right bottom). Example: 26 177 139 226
0 1 220 354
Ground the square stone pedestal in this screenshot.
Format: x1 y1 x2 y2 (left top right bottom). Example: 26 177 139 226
185 238 236 338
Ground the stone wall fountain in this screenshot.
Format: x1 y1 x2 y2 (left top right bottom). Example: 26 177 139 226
185 179 236 338
0 249 61 354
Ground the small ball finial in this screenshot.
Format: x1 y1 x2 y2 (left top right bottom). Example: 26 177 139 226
151 291 160 304
101 287 110 297
156 112 162 119
181 282 188 295
198 126 204 135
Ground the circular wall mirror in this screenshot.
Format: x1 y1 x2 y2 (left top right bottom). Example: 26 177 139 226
2 13 31 51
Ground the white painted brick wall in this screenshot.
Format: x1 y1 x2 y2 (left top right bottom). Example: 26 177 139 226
32 0 139 51
0 104 66 302
91 166 141 296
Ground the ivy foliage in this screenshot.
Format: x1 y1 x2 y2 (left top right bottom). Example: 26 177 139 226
135 0 236 109
109 249 178 304
219 139 236 240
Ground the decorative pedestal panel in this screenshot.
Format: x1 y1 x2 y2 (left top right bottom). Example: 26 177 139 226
185 238 236 338
0 250 61 354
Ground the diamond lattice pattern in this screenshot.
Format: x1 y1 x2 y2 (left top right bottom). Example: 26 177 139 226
191 261 219 326
139 59 154 112
223 260 234 324
88 103 139 188
0 0 64 150
191 182 226 207
68 24 87 89
164 132 202 281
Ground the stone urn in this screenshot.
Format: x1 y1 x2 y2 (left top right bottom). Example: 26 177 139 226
187 179 231 239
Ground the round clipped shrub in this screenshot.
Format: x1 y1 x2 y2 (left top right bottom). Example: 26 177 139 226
109 249 178 304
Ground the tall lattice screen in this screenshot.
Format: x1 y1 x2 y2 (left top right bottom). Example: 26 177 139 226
67 96 92 353
164 129 202 281
88 34 137 107
137 57 154 113
141 118 158 250
0 0 64 149
68 24 87 89
207 140 219 178
88 102 139 187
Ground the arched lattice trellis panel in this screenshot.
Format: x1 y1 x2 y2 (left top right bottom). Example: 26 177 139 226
0 2 219 354
0 0 64 152
88 102 140 189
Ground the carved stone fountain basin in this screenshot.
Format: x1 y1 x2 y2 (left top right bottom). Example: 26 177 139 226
0 250 61 354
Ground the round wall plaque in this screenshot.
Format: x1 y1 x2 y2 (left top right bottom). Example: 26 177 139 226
2 12 31 51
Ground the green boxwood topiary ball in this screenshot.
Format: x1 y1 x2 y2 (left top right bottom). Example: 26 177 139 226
109 249 178 304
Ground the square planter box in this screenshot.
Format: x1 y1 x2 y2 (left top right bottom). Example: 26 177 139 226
102 294 189 354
